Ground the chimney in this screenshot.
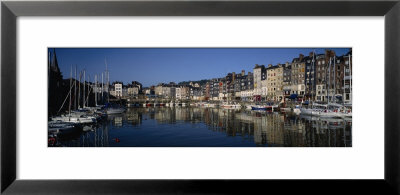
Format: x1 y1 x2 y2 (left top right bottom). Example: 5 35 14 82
299 54 304 61
325 50 332 58
241 70 245 76
309 52 314 57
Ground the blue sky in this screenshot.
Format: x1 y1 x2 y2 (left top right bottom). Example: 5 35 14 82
50 48 351 87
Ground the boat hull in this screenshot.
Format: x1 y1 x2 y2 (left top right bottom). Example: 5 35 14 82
251 106 267 111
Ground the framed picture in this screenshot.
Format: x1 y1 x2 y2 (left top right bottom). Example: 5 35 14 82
2 0 399 194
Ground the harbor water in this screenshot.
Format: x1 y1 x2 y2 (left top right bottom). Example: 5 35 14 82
53 107 352 147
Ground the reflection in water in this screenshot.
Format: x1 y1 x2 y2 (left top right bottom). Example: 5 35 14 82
57 107 352 147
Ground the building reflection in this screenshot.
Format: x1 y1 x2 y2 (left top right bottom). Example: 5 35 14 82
57 107 352 147
147 107 351 147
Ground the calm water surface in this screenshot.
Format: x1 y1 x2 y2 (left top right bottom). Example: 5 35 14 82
57 107 352 147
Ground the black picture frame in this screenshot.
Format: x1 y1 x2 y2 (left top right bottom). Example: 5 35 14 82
1 0 399 194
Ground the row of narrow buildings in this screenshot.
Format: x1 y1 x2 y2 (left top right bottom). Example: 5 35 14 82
107 49 352 104
154 49 352 103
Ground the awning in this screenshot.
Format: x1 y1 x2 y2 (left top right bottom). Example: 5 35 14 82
289 94 298 99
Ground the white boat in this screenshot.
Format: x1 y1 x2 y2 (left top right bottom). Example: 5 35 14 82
293 105 301 115
342 111 352 118
318 109 342 118
245 105 254 110
251 105 267 111
300 103 327 116
300 107 313 115
51 114 96 124
341 104 352 118
48 122 78 136
318 103 349 118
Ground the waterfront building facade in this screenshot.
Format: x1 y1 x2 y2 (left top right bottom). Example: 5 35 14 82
343 51 352 103
291 55 306 99
266 64 277 101
315 53 327 102
283 62 292 99
112 81 123 97
98 50 351 104
176 87 182 99
275 64 284 101
127 85 139 97
253 64 265 101
304 52 316 101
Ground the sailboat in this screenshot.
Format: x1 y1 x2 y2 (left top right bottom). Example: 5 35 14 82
50 67 97 124
300 51 317 116
103 58 126 115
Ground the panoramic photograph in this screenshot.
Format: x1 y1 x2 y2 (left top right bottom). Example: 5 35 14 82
48 48 352 147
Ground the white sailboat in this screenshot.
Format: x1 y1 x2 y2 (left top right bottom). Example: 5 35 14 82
103 59 126 115
51 67 97 124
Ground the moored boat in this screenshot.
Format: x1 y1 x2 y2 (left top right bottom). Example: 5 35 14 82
48 121 80 136
251 105 267 111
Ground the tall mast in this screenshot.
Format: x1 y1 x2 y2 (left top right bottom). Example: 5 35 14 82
107 71 110 103
69 65 72 115
87 75 90 107
333 55 336 103
83 70 86 108
343 57 346 104
312 50 315 102
74 65 77 110
328 57 332 103
78 71 81 108
95 74 97 106
349 53 352 104
324 55 328 103
105 58 110 103
101 72 104 103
